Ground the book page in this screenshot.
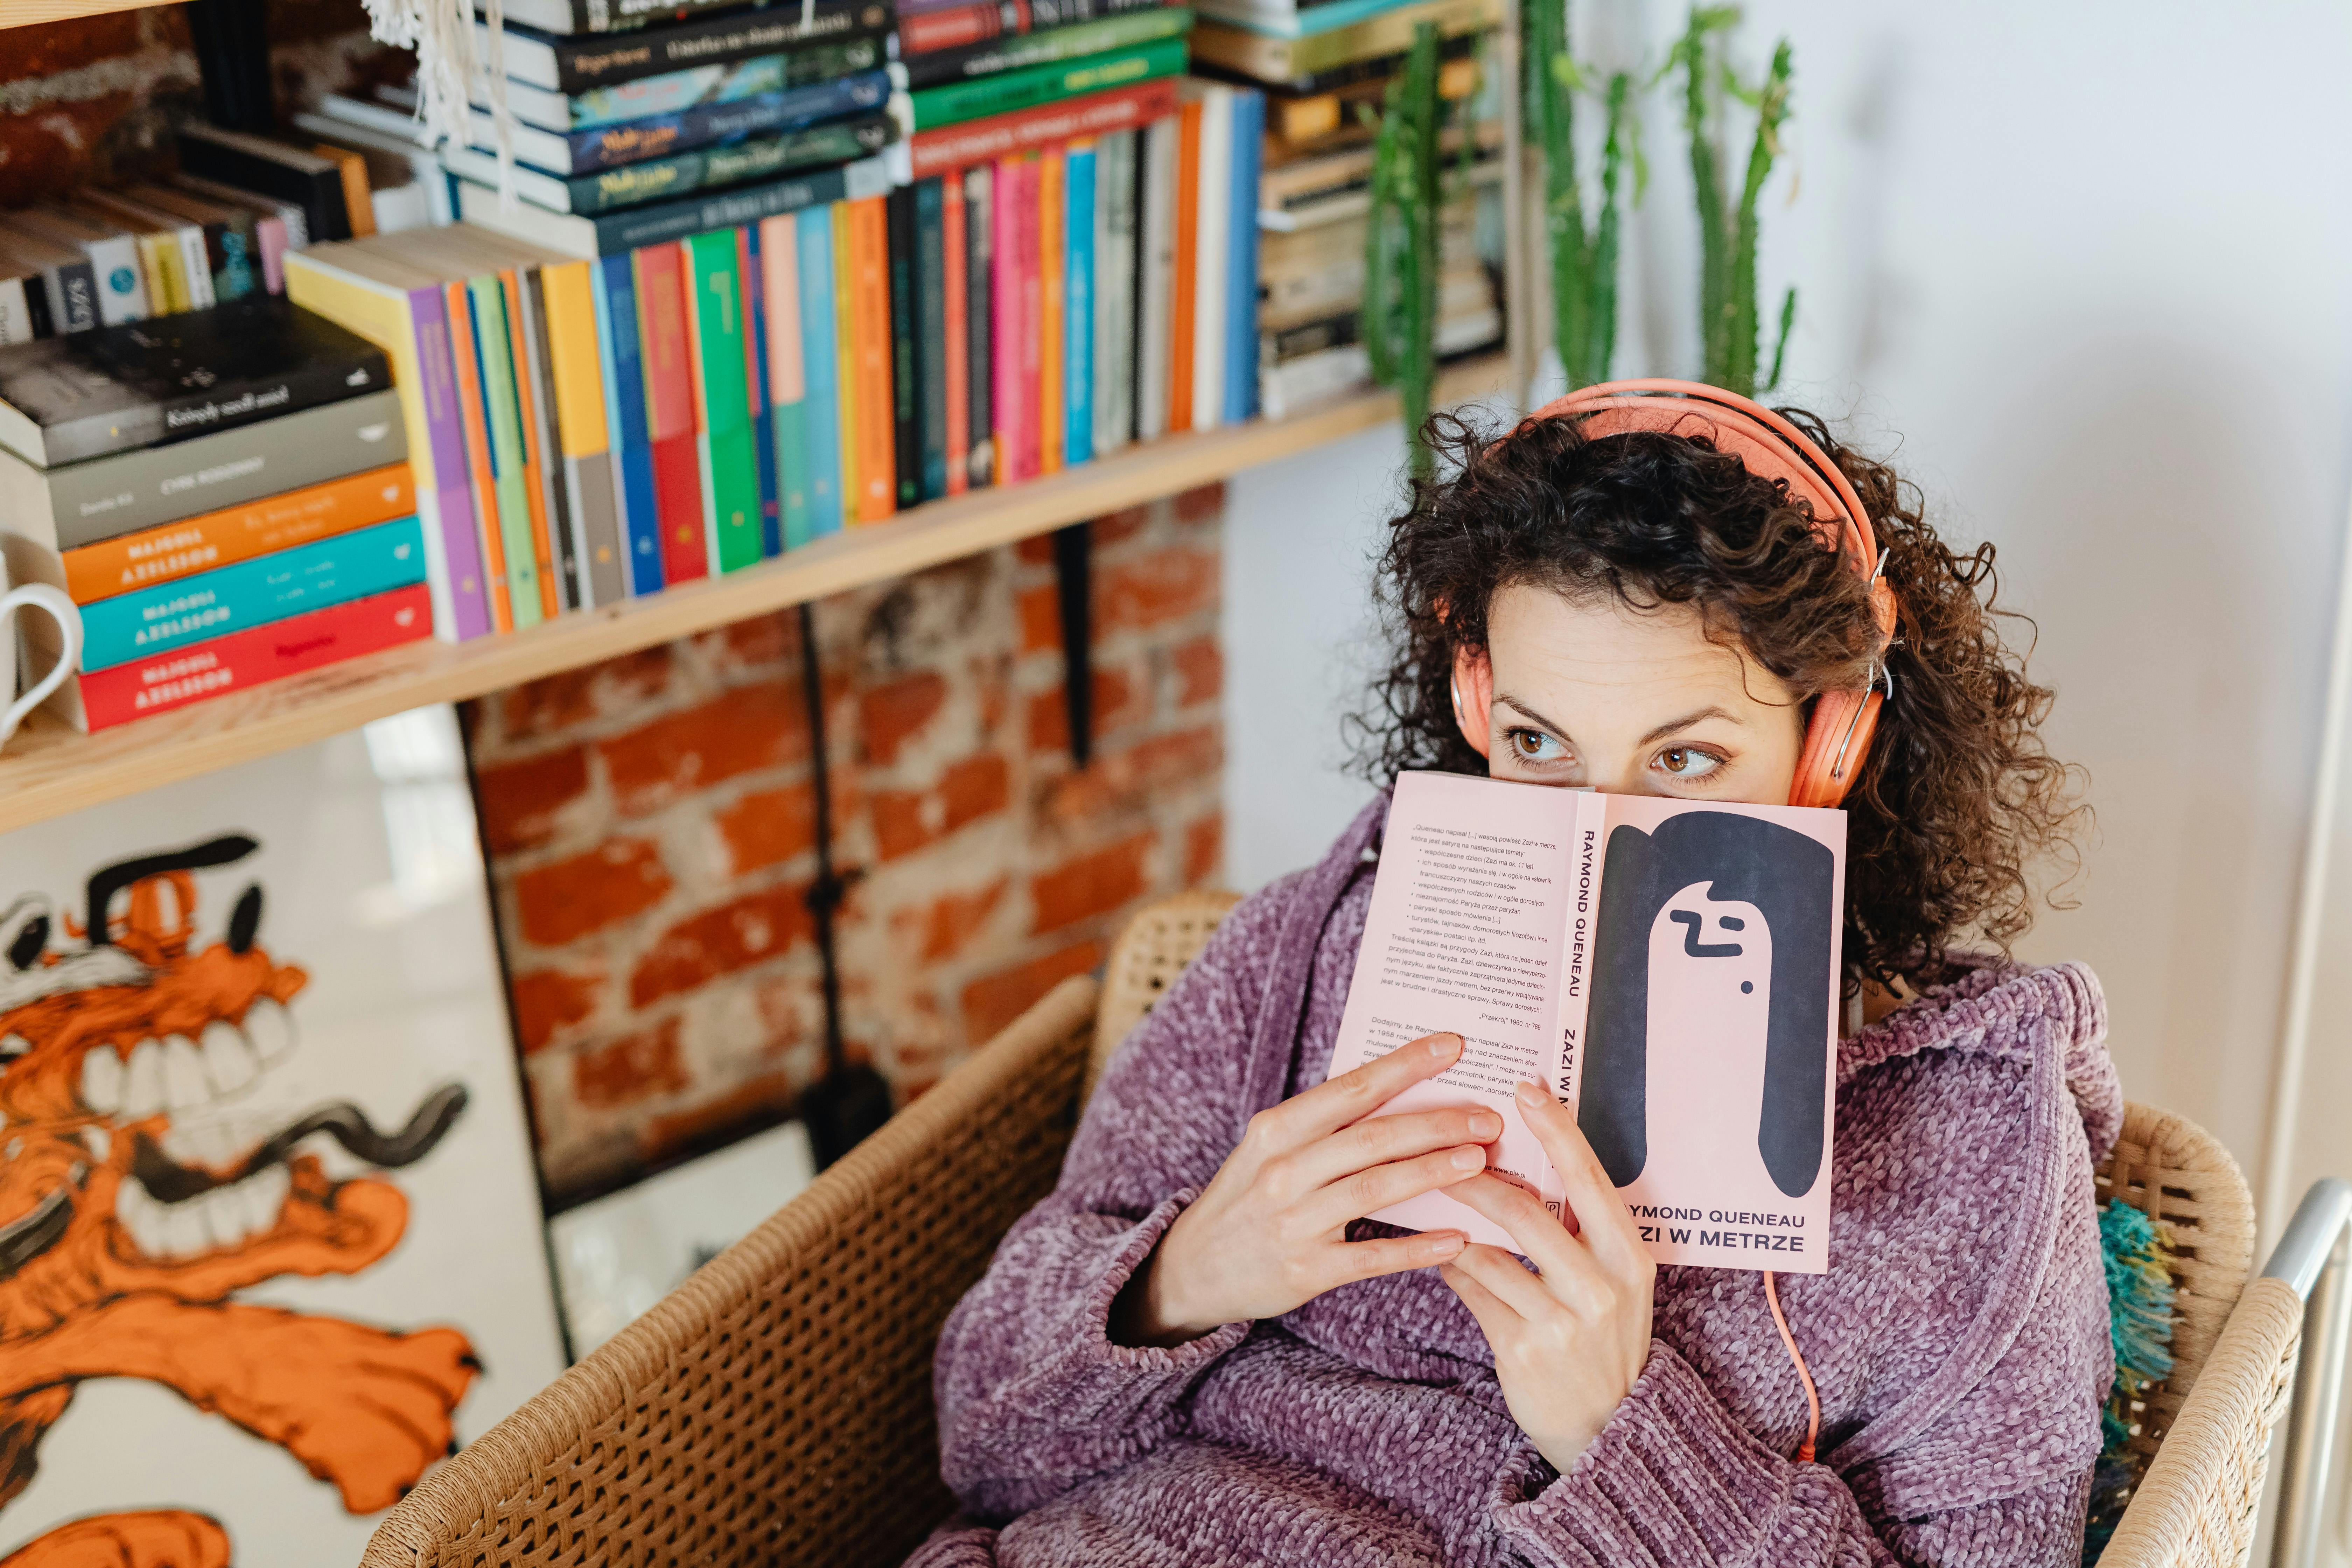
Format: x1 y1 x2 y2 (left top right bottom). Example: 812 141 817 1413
1324 771 1597 1247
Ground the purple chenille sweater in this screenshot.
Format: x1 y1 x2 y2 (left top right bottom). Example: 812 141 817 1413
911 796 2123 1568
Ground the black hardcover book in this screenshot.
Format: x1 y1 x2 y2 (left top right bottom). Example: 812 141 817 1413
965 165 993 489
483 0 767 35
915 178 950 502
885 184 923 510
14 270 52 340
175 127 353 246
481 0 892 94
0 296 390 470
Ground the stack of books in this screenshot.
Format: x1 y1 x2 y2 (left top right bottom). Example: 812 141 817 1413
1189 0 1505 414
0 297 424 731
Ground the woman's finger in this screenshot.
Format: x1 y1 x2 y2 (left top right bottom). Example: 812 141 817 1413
1251 1033 1466 1154
1511 1082 1648 1273
1299 1143 1489 1233
1274 1104 1504 1197
1440 1175 1606 1299
1446 1241 1554 1321
1321 1228 1469 1290
1438 1259 1521 1345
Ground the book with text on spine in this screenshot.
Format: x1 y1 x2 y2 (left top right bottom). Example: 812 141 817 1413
1325 771 1846 1274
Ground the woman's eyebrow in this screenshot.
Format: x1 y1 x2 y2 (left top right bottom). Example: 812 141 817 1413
1636 706 1742 745
1494 694 1572 738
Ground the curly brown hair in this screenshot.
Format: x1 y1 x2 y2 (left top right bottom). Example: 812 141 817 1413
1351 406 2086 990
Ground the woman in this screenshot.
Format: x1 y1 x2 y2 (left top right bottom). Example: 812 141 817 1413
912 383 2116 1567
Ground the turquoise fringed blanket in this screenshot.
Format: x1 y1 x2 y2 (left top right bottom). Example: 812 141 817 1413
2082 1199 2179 1563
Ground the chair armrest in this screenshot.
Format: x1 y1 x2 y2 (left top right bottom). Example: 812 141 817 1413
361 974 1100 1568
2096 1275 2303 1568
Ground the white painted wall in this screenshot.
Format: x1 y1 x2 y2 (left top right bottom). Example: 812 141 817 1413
1223 0 2352 1193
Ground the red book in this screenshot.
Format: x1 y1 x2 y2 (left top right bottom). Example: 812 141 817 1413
78 583 433 732
899 0 1028 54
991 155 1026 486
943 174 970 497
911 80 1181 180
1169 97 1202 434
634 243 710 583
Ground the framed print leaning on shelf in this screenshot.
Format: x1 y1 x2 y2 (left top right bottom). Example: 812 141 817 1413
0 706 564 1568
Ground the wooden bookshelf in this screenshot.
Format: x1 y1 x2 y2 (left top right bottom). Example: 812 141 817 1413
0 0 178 26
0 354 1511 833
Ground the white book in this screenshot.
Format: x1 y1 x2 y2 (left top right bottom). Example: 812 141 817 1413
1191 86 1233 435
964 163 995 488
72 190 213 311
1135 117 1179 443
1091 130 1127 456
1260 341 1369 419
0 275 32 345
0 209 146 325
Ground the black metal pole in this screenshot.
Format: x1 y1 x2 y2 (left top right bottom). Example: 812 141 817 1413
1052 520 1093 769
184 0 276 133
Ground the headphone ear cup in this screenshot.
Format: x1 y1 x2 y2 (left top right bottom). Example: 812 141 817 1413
1791 690 1884 809
1452 647 1494 758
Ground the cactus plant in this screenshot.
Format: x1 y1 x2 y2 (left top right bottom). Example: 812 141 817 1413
1667 6 1794 397
1524 0 1638 391
1363 21 1446 480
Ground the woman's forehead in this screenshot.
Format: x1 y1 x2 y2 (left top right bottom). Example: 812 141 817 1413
1486 586 1794 720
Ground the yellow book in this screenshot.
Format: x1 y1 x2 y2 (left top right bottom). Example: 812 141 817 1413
834 200 861 524
1038 147 1064 476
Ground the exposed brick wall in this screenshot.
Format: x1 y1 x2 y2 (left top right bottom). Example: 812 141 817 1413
467 488 1226 1202
0 1 400 210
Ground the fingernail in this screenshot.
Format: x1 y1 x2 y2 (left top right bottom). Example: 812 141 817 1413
1469 1111 1503 1139
1428 1232 1465 1257
1450 1145 1486 1171
1513 1082 1546 1110
1429 1032 1463 1059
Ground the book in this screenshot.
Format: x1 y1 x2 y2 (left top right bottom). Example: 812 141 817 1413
1189 0 1500 81
903 7 1195 89
1197 0 1481 39
0 387 404 551
908 35 1190 130
295 115 456 230
0 208 148 327
1134 113 1177 441
441 274 516 629
1167 96 1200 432
832 201 861 515
1062 140 1094 468
481 69 894 175
632 242 710 582
165 175 297 292
1188 81 1231 434
757 214 808 547
590 250 666 593
79 514 428 670
497 261 566 617
909 78 1179 178
454 154 893 258
479 36 889 132
66 581 434 732
848 195 896 520
1092 126 1134 456
1037 146 1064 475
475 2 892 94
899 0 1178 55
990 156 1030 484
0 229 99 336
680 229 763 572
962 163 994 488
915 178 951 501
488 0 783 34
0 266 41 345
739 226 781 558
441 112 895 215
68 191 211 312
175 126 354 247
1321 771 1844 1273
56 464 412 604
309 143 379 239
127 183 265 304
884 184 923 509
1222 85 1263 425
280 246 496 640
540 259 628 605
793 203 845 539
941 174 969 496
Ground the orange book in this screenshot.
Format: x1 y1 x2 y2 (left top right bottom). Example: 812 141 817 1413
1169 99 1203 434
61 464 414 603
1038 147 1065 475
850 196 897 522
499 267 562 618
446 280 514 632
312 144 377 239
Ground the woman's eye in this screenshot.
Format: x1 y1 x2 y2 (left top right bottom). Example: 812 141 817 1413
1654 747 1724 779
1508 729 1567 763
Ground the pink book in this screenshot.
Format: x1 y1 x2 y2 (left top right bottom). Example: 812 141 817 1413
1324 771 1846 1273
993 155 1045 485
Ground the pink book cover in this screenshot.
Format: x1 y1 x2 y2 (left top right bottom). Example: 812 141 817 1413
991 155 1029 485
1324 771 1846 1273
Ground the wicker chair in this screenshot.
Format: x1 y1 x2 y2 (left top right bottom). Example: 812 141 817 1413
362 892 2299 1568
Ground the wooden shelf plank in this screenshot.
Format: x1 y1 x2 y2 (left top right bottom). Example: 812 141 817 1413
0 0 178 27
0 354 1510 832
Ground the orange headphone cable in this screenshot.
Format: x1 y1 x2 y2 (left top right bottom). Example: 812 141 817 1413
1762 1269 1821 1463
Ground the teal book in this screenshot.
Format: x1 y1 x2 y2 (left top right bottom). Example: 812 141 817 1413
80 515 427 670
467 276 545 628
794 204 844 540
683 228 763 573
1064 142 1095 466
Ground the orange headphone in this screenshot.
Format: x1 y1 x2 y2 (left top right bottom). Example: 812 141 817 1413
1449 378 1902 811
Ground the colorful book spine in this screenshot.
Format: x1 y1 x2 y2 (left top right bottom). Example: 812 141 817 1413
524 37 887 133
942 175 970 497
885 185 924 510
60 464 414 604
908 35 1189 131
503 267 568 616
1191 83 1232 435
1095 127 1136 455
543 70 894 174
1223 86 1264 425
964 163 995 489
1064 140 1096 468
456 156 886 259
80 515 427 670
761 214 813 548
902 6 1194 89
1134 114 1177 442
990 156 1028 486
78 582 433 732
849 195 897 520
897 0 1174 57
592 251 666 594
541 259 628 607
796 203 845 539
1012 156 1044 482
916 177 951 501
1168 97 1202 433
446 280 516 631
833 202 862 519
520 267 583 611
681 229 763 573
742 223 782 557
909 79 1181 180
634 243 710 582
1038 146 1064 475
466 275 547 628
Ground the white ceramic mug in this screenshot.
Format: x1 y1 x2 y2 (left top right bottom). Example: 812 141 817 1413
0 567 82 754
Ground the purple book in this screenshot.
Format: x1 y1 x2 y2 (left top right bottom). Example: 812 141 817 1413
408 287 494 640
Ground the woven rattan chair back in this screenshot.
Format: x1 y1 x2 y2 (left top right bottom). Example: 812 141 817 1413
1087 888 1244 1102
2094 1104 2299 1568
359 974 1099 1568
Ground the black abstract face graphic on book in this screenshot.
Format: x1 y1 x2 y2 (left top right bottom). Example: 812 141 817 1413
1579 811 1837 1198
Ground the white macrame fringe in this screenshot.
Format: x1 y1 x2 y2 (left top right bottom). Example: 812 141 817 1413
362 0 520 209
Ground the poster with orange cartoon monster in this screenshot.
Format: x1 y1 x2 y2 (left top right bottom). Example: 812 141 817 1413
0 706 564 1568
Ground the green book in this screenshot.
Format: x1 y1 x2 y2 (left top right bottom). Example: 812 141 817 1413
909 35 1189 131
902 7 1194 90
467 275 545 629
684 229 763 573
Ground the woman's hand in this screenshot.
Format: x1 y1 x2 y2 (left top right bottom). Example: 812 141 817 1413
1439 1080 1657 1474
1115 1032 1500 1346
